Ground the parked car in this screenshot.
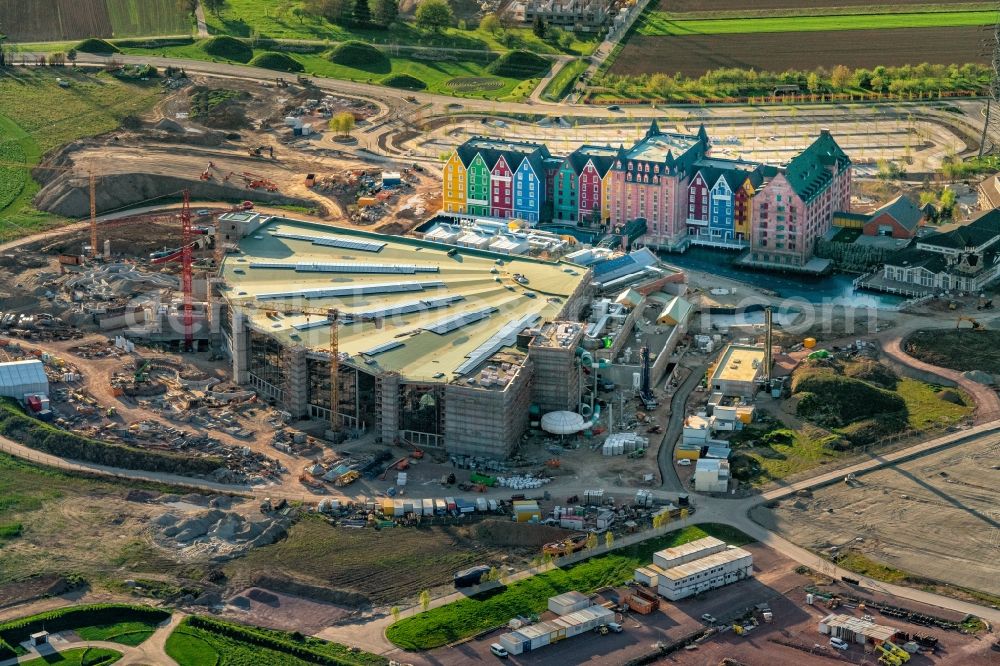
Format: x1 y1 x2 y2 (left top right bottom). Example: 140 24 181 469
700 614 718 624
490 643 509 658
830 637 850 651
677 459 692 466
607 622 623 633
607 105 621 111
197 209 211 216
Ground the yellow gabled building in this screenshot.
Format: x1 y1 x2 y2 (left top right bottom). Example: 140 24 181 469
442 150 467 214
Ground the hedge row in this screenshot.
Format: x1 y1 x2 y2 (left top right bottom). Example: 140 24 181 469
112 37 195 48
0 398 223 476
0 604 170 646
186 616 363 666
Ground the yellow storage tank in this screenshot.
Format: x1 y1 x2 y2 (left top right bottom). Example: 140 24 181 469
803 337 817 349
358 196 377 207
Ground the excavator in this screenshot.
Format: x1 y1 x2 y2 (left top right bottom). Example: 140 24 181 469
875 640 911 665
956 316 985 330
543 533 589 557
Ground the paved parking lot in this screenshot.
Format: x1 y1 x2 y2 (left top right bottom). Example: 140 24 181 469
416 543 998 666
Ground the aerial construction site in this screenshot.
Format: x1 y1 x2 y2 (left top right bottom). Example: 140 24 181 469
1 55 999 666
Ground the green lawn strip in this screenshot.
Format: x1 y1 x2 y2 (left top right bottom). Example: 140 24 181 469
20 647 122 666
200 0 597 55
386 524 752 650
635 10 997 37
75 621 162 646
895 378 972 429
166 616 388 666
541 59 588 102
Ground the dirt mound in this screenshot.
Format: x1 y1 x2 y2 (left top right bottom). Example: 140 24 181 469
155 509 289 561
34 170 311 218
474 519 572 547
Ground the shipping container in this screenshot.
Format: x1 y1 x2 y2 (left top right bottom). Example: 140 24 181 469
422 498 434 516
434 499 447 515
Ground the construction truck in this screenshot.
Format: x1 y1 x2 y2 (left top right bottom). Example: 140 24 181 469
542 533 588 557
875 643 903 666
883 641 911 662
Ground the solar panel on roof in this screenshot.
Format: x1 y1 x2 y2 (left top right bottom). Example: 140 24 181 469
422 307 497 335
362 341 404 356
249 262 437 274
271 231 385 253
350 295 464 320
454 313 540 375
291 319 333 331
256 280 444 300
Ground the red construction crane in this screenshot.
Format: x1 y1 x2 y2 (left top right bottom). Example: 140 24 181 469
180 190 194 351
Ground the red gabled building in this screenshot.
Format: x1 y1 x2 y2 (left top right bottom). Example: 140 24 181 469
490 154 516 219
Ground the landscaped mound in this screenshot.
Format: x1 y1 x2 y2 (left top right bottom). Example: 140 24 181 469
329 40 390 74
201 36 253 63
793 364 906 429
486 50 549 78
381 73 426 90
248 52 304 72
75 38 120 54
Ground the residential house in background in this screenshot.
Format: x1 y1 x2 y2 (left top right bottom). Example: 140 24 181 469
512 0 610 32
555 144 617 224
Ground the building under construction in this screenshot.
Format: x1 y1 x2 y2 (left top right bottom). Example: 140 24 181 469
218 214 592 458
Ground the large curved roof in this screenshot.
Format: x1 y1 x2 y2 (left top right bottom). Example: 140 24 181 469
220 218 589 382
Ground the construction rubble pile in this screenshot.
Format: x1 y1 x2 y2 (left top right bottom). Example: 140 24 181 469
87 418 283 484
154 509 290 560
66 263 179 301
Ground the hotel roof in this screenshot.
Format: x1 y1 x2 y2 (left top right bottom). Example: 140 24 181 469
711 344 766 384
220 218 588 382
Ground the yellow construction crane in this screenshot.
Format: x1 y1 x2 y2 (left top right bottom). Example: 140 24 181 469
231 299 342 433
0 160 99 257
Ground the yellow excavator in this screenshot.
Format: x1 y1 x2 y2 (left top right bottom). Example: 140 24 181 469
956 316 985 330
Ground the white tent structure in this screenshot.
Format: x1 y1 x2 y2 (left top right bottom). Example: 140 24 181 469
540 410 586 435
0 360 48 400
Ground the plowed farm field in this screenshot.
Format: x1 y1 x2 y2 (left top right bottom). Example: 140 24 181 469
609 26 990 77
0 0 190 42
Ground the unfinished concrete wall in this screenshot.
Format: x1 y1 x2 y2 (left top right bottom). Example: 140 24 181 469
529 322 584 413
443 362 532 458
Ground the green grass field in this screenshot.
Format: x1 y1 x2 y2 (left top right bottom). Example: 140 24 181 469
165 617 387 666
106 0 192 37
203 0 597 55
75 620 160 646
0 69 162 242
636 9 997 36
21 647 121 666
385 524 752 650
541 58 587 102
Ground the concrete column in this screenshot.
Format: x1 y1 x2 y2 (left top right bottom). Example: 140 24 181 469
282 347 309 419
231 310 249 384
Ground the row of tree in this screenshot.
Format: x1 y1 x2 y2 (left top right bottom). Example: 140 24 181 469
593 62 991 100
